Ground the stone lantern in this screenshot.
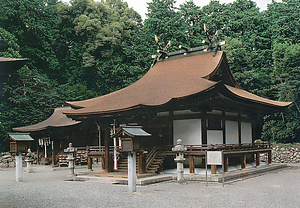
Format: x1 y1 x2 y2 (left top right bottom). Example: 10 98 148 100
64 143 77 177
172 139 187 184
25 148 34 173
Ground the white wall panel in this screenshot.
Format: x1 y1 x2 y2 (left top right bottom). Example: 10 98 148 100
225 120 239 144
173 119 201 145
207 130 223 144
241 122 252 143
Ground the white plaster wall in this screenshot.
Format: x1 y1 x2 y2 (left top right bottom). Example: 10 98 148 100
225 120 239 144
173 119 201 145
241 122 252 143
207 130 223 144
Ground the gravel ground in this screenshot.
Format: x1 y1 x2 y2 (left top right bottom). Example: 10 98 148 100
0 164 300 208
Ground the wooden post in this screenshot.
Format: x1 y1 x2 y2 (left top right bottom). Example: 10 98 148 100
87 156 92 170
241 154 246 169
36 140 40 165
268 150 272 164
101 156 105 170
139 153 146 174
201 116 207 145
51 141 55 166
238 119 242 144
224 155 229 172
189 155 195 174
256 153 260 167
211 165 217 174
104 128 111 172
52 149 55 166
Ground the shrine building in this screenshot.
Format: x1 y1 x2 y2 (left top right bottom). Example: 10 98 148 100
60 46 291 174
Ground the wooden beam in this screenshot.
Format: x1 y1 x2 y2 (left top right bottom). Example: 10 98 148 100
189 155 195 174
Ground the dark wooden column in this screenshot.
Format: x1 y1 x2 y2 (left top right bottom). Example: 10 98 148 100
168 111 174 145
238 118 242 144
268 150 272 164
36 140 40 165
201 114 207 145
87 156 93 170
222 112 226 144
104 127 112 172
211 165 217 174
241 154 246 169
256 153 260 167
138 153 145 174
224 155 229 172
52 148 55 166
189 155 195 174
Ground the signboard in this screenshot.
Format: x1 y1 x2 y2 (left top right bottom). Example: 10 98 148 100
206 150 225 187
207 151 223 165
121 138 133 152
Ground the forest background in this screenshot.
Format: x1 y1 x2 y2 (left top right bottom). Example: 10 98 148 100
0 0 299 151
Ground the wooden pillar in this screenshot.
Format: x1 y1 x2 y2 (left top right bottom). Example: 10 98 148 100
224 155 229 172
87 156 93 170
168 111 173 145
241 154 246 169
222 112 226 144
211 165 217 174
238 119 242 144
101 156 105 170
256 153 260 167
268 150 272 164
138 153 145 174
104 127 111 172
36 140 40 165
52 149 55 166
189 155 195 174
201 115 207 145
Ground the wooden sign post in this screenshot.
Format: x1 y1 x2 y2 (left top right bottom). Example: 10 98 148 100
206 150 224 187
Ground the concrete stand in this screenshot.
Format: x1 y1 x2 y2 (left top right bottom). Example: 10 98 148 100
15 153 23 182
128 152 136 192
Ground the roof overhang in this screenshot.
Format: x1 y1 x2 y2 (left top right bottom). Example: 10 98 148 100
6 133 34 142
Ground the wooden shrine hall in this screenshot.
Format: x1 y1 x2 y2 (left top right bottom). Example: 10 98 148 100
63 44 291 174
13 106 99 165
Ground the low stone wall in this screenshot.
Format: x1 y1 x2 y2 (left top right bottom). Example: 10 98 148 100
0 152 38 168
271 144 300 163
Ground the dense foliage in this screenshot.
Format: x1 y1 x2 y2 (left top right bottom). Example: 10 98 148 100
0 0 299 150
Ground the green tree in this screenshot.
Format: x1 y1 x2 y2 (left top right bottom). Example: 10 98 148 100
262 43 300 143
